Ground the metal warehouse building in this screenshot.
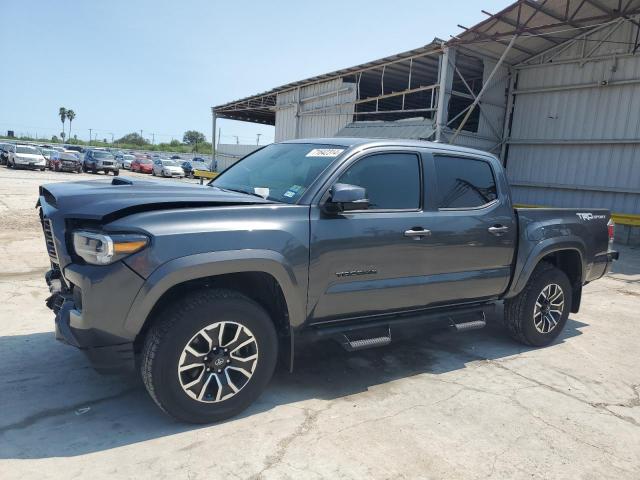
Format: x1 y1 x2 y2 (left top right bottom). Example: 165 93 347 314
213 0 640 242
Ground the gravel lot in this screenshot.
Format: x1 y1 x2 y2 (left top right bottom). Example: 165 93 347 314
1 166 639 479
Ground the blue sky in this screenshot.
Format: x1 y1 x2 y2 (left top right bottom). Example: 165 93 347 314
0 0 512 145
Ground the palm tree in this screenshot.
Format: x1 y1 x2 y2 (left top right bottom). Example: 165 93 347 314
66 109 75 141
58 107 67 141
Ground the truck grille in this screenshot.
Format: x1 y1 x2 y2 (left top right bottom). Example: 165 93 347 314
42 218 59 264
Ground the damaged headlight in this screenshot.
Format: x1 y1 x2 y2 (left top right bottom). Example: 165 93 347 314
72 231 148 265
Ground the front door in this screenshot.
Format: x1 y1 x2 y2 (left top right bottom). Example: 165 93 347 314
307 150 430 322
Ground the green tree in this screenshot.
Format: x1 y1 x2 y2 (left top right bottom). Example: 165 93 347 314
58 107 67 140
115 132 148 146
183 130 206 152
66 109 75 140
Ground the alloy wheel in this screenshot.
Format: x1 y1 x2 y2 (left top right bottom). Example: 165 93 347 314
533 283 565 334
178 321 259 403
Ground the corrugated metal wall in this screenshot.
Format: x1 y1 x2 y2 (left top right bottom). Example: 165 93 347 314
507 19 640 214
215 143 260 171
275 79 356 141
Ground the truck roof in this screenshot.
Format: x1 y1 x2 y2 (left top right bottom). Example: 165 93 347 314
281 137 496 158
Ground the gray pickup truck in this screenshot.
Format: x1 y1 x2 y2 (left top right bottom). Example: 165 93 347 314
39 138 618 423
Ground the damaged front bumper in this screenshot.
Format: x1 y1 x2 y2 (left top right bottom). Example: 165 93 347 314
45 265 140 374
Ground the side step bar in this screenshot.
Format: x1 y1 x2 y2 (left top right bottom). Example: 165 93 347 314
452 313 486 332
341 328 391 351
311 305 493 352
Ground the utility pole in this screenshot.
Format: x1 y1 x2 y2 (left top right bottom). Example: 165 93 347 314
256 133 262 145
109 133 114 144
140 130 143 142
151 133 155 145
234 135 239 145
88 129 92 146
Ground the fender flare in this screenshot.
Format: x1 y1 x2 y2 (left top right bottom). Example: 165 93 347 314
506 236 586 298
122 249 305 337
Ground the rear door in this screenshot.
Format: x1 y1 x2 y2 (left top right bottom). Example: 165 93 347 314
416 152 517 303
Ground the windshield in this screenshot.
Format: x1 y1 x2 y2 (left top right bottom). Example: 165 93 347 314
16 146 40 155
161 160 178 166
139 159 152 164
94 151 114 159
211 143 344 203
123 155 134 160
192 162 208 169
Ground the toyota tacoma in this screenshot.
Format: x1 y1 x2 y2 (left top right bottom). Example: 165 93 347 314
38 138 618 423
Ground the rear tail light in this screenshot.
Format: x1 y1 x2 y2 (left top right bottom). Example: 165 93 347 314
607 219 615 243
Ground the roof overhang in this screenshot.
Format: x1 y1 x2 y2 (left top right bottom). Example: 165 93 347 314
213 40 444 125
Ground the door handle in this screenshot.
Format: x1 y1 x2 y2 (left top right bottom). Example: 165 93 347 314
488 225 509 235
404 228 431 240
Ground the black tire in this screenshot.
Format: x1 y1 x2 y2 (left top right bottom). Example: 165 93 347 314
141 289 278 423
504 262 572 347
152 170 156 176
113 170 119 176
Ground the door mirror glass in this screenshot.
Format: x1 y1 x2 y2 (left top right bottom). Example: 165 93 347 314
325 183 369 212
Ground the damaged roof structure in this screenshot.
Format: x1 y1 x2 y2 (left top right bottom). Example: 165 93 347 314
212 0 640 232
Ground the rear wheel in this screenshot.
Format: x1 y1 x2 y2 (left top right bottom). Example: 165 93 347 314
141 289 278 423
113 170 119 176
504 262 572 347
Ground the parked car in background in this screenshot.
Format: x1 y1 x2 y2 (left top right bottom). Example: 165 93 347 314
0 142 13 165
122 154 135 169
50 150 82 173
40 148 58 169
152 158 185 178
181 160 210 178
64 145 84 154
83 149 119 175
7 144 46 170
131 157 153 174
170 155 182 160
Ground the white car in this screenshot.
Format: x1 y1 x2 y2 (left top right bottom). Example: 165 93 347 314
7 144 46 170
152 159 184 178
122 154 135 169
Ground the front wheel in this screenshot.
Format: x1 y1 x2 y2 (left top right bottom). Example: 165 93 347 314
504 262 572 347
141 289 278 423
113 170 119 176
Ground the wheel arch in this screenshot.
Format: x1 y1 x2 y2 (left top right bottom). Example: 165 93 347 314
125 250 305 367
507 237 586 307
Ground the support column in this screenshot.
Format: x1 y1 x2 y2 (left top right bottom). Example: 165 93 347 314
435 46 456 142
211 108 217 170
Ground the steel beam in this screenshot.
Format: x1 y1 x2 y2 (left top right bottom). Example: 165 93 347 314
435 46 456 142
450 35 517 144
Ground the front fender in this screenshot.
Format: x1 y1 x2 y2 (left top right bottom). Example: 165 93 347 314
122 249 306 337
506 236 586 298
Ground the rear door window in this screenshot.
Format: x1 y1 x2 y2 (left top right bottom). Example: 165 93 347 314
433 156 497 209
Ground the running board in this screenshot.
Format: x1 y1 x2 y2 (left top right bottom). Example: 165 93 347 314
341 328 391 352
452 313 486 332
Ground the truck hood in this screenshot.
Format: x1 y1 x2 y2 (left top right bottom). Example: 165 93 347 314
39 177 273 221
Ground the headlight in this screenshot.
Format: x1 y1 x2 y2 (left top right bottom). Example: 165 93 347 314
73 231 149 265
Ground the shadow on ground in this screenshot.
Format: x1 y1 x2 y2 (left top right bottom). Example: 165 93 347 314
0 317 587 459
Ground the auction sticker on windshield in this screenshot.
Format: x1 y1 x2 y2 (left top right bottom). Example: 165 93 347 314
305 148 344 158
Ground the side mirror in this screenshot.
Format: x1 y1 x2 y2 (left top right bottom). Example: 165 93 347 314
324 183 369 213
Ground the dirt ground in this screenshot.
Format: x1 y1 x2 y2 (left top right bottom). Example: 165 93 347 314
1 166 639 479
